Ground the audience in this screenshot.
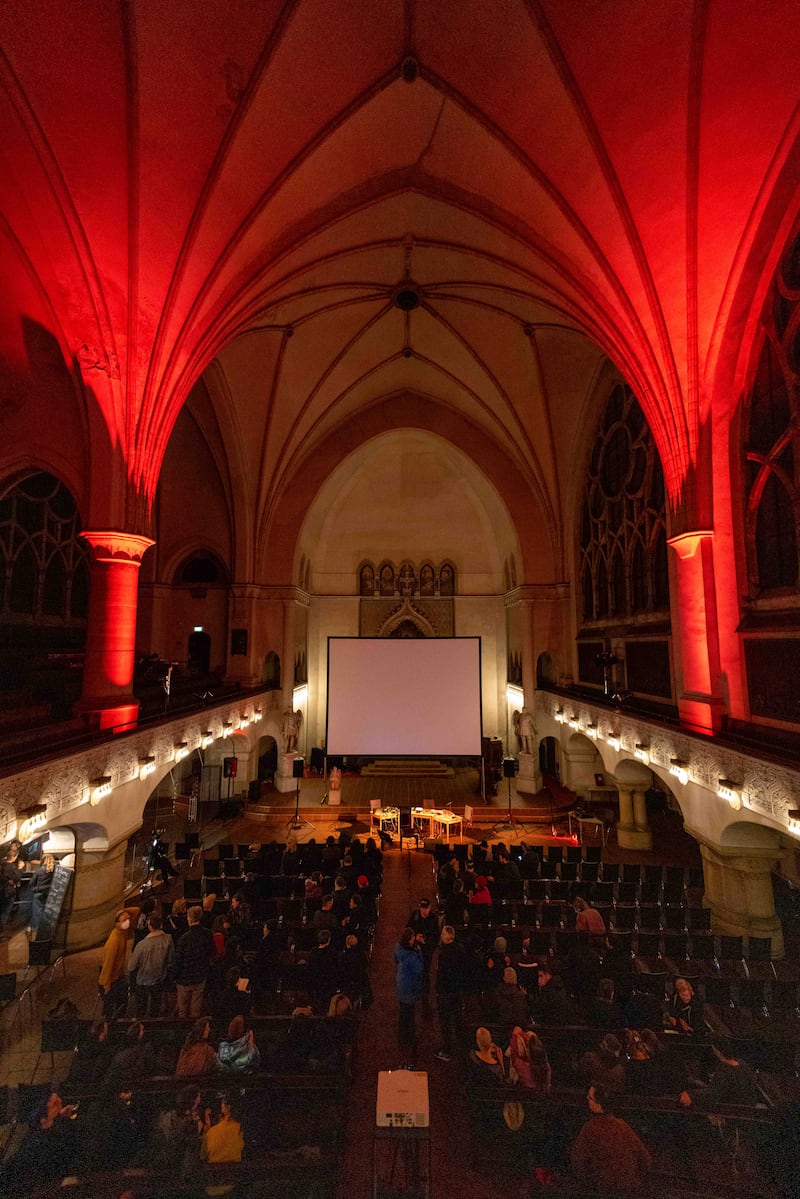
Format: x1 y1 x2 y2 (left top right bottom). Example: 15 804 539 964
570 1083 652 1194
176 1017 218 1076
216 1014 261 1071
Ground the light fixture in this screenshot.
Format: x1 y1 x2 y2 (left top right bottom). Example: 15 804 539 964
293 684 308 705
568 714 579 729
554 707 565 723
717 778 742 809
606 732 620 750
239 714 250 729
174 741 189 762
634 743 650 763
506 683 524 704
222 721 233 736
586 722 598 739
254 708 263 722
201 730 214 749
91 775 113 803
669 758 689 785
138 755 156 780
19 805 47 841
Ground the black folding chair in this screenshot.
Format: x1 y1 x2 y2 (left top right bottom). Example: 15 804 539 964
183 878 203 900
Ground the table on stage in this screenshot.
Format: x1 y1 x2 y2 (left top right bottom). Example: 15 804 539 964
568 811 609 845
411 807 463 844
372 806 400 834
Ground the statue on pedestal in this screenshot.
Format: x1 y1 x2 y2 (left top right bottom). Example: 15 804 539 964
513 706 536 754
281 707 302 754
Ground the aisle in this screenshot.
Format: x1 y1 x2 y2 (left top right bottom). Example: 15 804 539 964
334 845 531 1199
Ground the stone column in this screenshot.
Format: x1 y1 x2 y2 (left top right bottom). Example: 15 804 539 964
517 598 540 794
76 531 154 731
275 597 299 792
668 530 725 735
64 834 128 951
614 759 652 850
699 841 784 958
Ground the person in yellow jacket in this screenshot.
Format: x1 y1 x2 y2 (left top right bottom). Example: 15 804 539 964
98 906 140 1019
201 1093 244 1197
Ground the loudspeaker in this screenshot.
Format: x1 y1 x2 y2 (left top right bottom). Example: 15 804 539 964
292 757 305 779
503 757 519 778
223 756 238 779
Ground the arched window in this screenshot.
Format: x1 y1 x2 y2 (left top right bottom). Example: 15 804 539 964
439 562 455 596
419 563 435 596
379 562 395 596
359 562 375 595
176 552 227 585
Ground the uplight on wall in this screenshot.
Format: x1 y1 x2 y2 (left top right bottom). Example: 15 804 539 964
139 756 156 780
586 722 598 739
239 714 250 729
554 707 565 723
293 684 308 706
669 758 689 785
174 742 189 762
254 708 263 722
222 721 233 736
568 714 579 729
19 805 47 841
91 776 113 804
634 743 650 763
201 731 214 749
788 808 800 834
506 683 524 704
717 779 742 809
606 732 620 750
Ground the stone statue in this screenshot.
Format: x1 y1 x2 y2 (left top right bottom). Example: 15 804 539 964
514 706 536 754
329 766 342 791
281 707 302 754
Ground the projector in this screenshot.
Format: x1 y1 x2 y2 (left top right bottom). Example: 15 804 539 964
376 1069 429 1128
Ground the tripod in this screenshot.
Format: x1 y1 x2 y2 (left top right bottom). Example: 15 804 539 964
286 775 314 833
492 766 525 837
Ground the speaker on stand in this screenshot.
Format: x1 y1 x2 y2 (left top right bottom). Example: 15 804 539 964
492 757 524 836
286 757 314 833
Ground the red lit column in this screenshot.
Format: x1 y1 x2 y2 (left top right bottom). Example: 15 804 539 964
668 530 724 735
76 531 155 732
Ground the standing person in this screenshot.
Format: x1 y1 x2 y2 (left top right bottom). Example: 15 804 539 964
29 854 56 936
434 925 464 1062
394 927 424 1058
0 840 26 940
408 897 439 998
174 905 214 1018
98 907 140 1019
570 1083 652 1194
127 912 175 1016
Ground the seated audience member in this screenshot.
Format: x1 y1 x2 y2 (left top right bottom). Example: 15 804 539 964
176 1018 218 1076
483 935 510 988
331 874 352 920
634 1028 690 1100
104 1019 156 1087
574 895 607 937
154 1085 208 1172
468 1025 507 1083
565 930 602 1009
469 875 493 919
214 965 253 1026
666 976 705 1035
443 877 470 927
271 1003 318 1072
624 980 665 1031
437 858 457 899
307 927 342 1012
489 966 530 1026
226 891 251 928
579 1032 627 1094
363 837 384 880
83 1084 147 1172
340 933 371 1007
570 1083 652 1194
342 893 368 938
66 1019 112 1086
530 961 576 1025
685 1039 763 1108
519 844 541 879
304 871 324 903
355 873 378 923
312 892 339 933
586 978 625 1029
508 1026 551 1092
201 1093 244 1188
0 1091 81 1195
216 1014 261 1072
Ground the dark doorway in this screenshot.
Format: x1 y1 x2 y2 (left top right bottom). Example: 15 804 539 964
188 631 211 675
539 735 559 779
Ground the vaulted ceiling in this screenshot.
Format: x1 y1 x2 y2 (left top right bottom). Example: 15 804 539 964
1 1 799 566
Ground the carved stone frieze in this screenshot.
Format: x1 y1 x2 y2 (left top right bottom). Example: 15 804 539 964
359 597 454 637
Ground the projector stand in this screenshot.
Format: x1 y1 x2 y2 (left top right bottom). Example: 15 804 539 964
286 777 314 833
492 773 525 837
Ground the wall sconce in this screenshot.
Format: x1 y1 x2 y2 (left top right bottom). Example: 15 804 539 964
717 778 742 809
91 776 113 804
239 714 250 729
606 732 620 750
201 730 214 749
568 714 579 729
254 709 263 722
19 805 47 841
138 756 156 780
634 743 650 763
222 721 233 736
787 808 800 833
586 722 598 739
669 758 689 785
554 707 565 723
174 742 189 762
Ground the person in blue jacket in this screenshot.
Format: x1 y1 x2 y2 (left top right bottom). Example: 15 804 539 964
394 926 425 1055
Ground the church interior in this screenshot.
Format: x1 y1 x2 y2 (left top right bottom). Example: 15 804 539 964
1 3 800 1197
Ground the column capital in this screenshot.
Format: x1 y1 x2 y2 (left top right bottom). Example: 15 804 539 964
667 529 713 560
80 529 154 564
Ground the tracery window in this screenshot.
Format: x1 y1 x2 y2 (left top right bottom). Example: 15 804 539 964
579 385 668 624
744 227 800 595
0 472 89 621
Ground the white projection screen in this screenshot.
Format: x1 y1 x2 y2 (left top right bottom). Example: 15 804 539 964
326 637 482 757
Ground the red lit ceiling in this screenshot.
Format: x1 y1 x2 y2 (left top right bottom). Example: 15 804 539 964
1 1 799 542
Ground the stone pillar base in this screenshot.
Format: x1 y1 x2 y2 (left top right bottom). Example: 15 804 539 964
616 824 653 851
699 841 785 958
275 753 301 793
515 751 541 795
